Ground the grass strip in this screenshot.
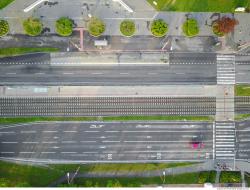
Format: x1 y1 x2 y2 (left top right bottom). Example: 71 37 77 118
0 161 197 187
0 0 14 9
61 172 205 187
235 114 250 120
235 85 250 96
0 47 59 58
219 171 242 183
147 0 250 12
0 115 214 124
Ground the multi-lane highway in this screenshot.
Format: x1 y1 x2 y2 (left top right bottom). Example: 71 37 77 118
0 121 213 162
0 64 217 85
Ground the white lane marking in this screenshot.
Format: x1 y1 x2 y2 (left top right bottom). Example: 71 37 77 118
41 152 56 154
63 131 77 133
102 141 120 143
148 72 157 75
99 146 106 149
35 72 45 75
42 141 58 144
1 142 18 144
61 152 77 154
0 131 15 134
6 73 16 75
20 152 34 154
120 73 129 75
22 142 38 144
124 150 213 153
80 141 97 143
63 73 73 75
20 131 37 133
84 131 100 133
92 72 103 75
175 72 185 75
43 131 58 133
105 131 119 133
1 152 15 154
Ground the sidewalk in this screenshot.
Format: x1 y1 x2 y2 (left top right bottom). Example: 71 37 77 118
48 161 214 187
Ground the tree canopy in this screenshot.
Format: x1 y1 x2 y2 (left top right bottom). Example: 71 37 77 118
88 17 105 37
182 18 199 37
23 17 43 36
120 20 136 37
0 19 9 37
150 19 168 37
212 17 238 36
55 17 73 36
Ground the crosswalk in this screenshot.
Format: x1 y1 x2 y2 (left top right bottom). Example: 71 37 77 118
215 121 235 160
217 54 235 84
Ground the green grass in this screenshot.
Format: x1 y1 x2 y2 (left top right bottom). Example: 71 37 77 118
0 47 59 58
235 85 250 96
0 161 197 187
61 172 208 187
0 0 14 9
0 161 63 187
198 171 216 183
235 114 250 120
219 171 242 183
147 0 250 12
0 115 214 124
244 172 250 187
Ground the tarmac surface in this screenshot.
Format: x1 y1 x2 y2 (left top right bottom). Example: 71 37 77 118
0 121 213 163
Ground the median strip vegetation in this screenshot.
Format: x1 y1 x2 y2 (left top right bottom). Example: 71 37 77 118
0 0 15 9
235 85 250 96
0 47 59 58
0 115 214 124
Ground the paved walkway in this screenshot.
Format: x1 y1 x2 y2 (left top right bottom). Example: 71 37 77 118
48 161 214 187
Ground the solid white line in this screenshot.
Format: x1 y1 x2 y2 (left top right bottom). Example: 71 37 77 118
1 142 18 144
0 131 15 134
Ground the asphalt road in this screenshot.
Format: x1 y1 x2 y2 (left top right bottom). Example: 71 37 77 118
236 62 250 84
0 121 213 163
0 64 216 85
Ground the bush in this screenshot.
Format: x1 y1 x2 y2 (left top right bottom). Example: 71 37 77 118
120 20 136 37
198 171 216 184
150 19 168 37
88 17 105 37
0 20 9 37
220 171 241 183
182 18 199 37
55 17 73 36
212 17 238 37
23 17 42 36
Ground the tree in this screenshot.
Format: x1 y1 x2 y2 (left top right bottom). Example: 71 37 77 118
182 18 199 37
0 20 9 37
88 17 105 37
23 17 43 36
55 17 73 37
150 19 168 37
120 20 136 37
212 17 238 36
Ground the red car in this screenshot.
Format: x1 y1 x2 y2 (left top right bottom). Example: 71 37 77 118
190 136 204 149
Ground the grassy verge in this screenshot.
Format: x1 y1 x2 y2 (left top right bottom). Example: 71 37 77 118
235 114 250 120
198 171 216 184
0 161 197 187
0 115 214 124
245 172 250 187
52 162 196 174
0 47 59 58
0 0 14 9
147 0 250 12
219 171 242 183
235 85 250 96
60 171 216 187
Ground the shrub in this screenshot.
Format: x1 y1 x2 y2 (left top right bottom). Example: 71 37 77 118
220 171 241 183
23 17 42 36
120 20 136 37
0 19 9 37
88 17 105 37
182 18 199 37
150 19 168 37
55 17 73 36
